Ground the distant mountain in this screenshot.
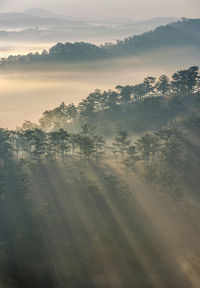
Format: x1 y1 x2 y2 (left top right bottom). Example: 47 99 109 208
0 12 81 28
115 17 179 33
24 7 64 18
0 8 179 43
1 18 199 66
110 18 200 55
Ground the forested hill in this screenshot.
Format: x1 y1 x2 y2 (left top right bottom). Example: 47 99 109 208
17 66 200 136
1 67 200 286
1 18 200 66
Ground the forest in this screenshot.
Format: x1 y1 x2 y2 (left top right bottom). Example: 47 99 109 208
1 18 200 66
0 65 200 287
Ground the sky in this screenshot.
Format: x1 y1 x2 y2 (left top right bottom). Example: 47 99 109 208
0 0 200 19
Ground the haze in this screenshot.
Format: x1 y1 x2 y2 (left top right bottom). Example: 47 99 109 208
0 1 200 129
1 0 200 19
1 46 200 129
0 1 200 287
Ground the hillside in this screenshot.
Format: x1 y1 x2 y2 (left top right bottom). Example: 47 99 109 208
0 65 200 287
33 66 200 136
0 10 178 47
1 18 199 66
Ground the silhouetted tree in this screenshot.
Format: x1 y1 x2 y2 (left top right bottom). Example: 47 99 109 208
156 75 170 96
116 85 133 104
171 66 199 95
126 145 138 167
143 76 156 97
79 136 95 160
23 129 35 159
32 129 47 160
0 129 12 164
93 135 105 162
113 131 131 160
136 133 160 166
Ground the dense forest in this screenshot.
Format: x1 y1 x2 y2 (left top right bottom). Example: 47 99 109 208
0 65 200 287
1 18 200 66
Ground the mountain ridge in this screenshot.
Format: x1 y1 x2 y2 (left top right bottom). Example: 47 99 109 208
24 7 65 19
1 18 200 66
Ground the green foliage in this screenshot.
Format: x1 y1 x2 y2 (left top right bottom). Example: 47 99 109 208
39 102 78 130
112 131 131 160
136 133 160 166
0 129 12 162
156 75 170 96
21 66 197 136
171 66 199 95
1 66 200 287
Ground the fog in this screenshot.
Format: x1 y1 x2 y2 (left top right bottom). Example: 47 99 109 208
0 32 200 288
2 0 200 19
0 42 53 58
0 16 179 53
26 160 200 288
1 46 200 129
0 2 200 288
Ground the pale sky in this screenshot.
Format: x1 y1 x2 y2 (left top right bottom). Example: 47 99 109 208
0 0 200 19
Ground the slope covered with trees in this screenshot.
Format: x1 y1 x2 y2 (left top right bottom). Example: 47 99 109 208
0 66 200 287
1 18 200 66
34 66 200 135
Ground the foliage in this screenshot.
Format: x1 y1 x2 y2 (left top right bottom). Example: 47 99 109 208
0 65 200 287
1 19 200 66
